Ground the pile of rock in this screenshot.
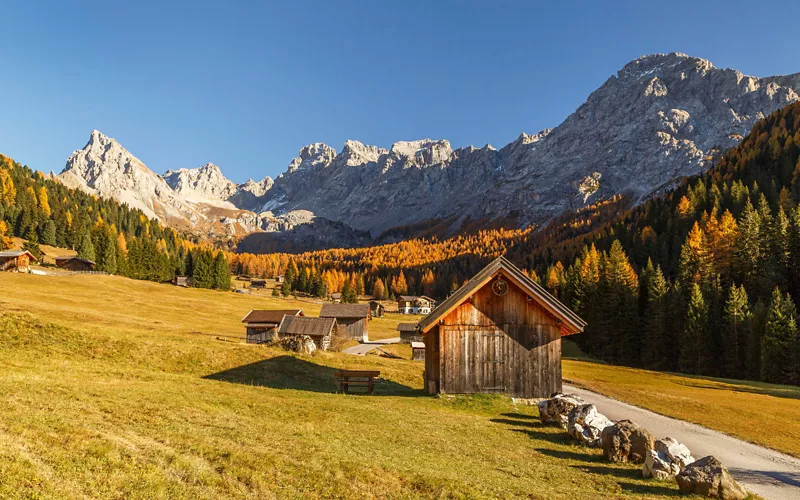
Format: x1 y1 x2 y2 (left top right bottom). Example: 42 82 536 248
601 419 655 464
676 456 749 500
567 404 613 448
274 335 317 354
536 393 750 498
643 437 695 480
537 393 586 429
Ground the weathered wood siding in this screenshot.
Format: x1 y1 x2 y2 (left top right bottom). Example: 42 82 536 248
436 279 562 398
337 318 368 341
425 325 441 394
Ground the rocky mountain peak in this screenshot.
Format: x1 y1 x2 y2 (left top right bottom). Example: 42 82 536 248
389 139 453 165
286 143 337 173
340 140 387 166
163 162 238 205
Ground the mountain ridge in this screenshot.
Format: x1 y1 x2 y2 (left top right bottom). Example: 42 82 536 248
57 52 800 250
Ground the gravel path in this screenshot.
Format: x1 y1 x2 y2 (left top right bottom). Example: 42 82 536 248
342 337 401 356
564 385 800 500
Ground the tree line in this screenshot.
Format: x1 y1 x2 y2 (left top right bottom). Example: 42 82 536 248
0 156 230 290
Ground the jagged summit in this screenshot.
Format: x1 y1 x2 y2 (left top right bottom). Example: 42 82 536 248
62 53 800 249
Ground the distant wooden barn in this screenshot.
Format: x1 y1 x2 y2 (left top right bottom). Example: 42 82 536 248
242 309 304 344
411 341 425 361
55 256 95 272
369 300 384 318
330 293 342 303
397 323 422 344
250 279 267 289
0 250 36 273
275 275 285 283
320 303 370 342
417 256 586 398
277 316 337 351
173 276 191 287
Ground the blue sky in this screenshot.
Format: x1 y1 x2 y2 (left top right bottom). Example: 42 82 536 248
2 1 800 183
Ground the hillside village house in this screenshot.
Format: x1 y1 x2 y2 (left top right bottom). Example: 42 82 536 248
320 303 370 341
330 293 342 303
250 279 267 289
242 309 304 344
369 300 384 318
277 316 337 351
417 256 586 398
397 295 435 314
55 256 96 272
173 276 191 287
0 250 37 272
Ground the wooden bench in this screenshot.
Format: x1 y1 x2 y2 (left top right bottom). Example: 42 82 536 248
334 370 380 394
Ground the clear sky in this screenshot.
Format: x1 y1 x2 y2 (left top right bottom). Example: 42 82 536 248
2 1 800 183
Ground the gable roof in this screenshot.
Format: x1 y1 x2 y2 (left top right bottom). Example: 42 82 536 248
417 256 587 336
242 309 303 324
55 256 95 266
320 303 370 319
277 316 337 337
398 295 419 302
396 323 419 332
0 250 37 260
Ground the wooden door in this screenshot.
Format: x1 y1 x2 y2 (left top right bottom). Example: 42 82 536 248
479 331 505 392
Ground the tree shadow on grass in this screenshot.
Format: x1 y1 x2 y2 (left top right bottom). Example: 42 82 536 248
203 355 423 396
573 466 684 497
492 414 684 497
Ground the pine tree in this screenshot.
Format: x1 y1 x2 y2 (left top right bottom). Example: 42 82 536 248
192 250 214 289
42 219 57 246
22 239 41 260
213 251 231 290
761 288 799 384
78 231 96 262
341 279 357 303
722 284 750 378
680 283 707 374
735 200 763 297
642 263 668 369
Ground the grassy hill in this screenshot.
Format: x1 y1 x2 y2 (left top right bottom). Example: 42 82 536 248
0 273 793 497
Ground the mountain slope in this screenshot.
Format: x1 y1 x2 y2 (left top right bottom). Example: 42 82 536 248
59 130 201 228
60 53 800 249
256 53 800 238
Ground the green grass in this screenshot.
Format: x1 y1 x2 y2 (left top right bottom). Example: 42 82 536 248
0 273 688 498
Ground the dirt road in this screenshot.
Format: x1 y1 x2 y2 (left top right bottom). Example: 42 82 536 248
342 337 401 356
564 385 800 500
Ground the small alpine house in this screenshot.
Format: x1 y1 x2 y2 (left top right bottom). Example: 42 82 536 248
417 256 586 398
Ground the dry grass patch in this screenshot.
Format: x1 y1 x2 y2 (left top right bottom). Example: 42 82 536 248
564 360 800 458
0 273 688 498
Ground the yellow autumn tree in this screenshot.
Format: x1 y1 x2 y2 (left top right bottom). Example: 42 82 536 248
37 186 51 217
0 221 12 250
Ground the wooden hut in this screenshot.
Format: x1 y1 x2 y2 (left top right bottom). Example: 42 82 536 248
250 279 267 289
320 303 370 342
0 250 36 272
411 341 425 361
417 256 586 398
330 293 342 303
397 323 422 343
369 300 384 318
173 276 191 287
55 256 95 272
277 316 337 351
242 309 304 344
275 275 285 283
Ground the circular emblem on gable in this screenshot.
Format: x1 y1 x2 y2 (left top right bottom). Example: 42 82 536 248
492 278 509 296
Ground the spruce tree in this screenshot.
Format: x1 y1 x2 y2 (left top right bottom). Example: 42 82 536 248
642 264 668 369
761 288 799 384
78 231 96 262
42 219 57 246
722 284 750 378
341 279 357 303
213 252 231 290
680 283 707 374
372 278 386 300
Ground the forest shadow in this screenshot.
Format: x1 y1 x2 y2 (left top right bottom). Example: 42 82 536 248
671 376 800 400
204 355 423 396
492 414 684 497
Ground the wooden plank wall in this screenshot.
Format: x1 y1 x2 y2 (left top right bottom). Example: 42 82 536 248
338 318 368 341
438 278 562 398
